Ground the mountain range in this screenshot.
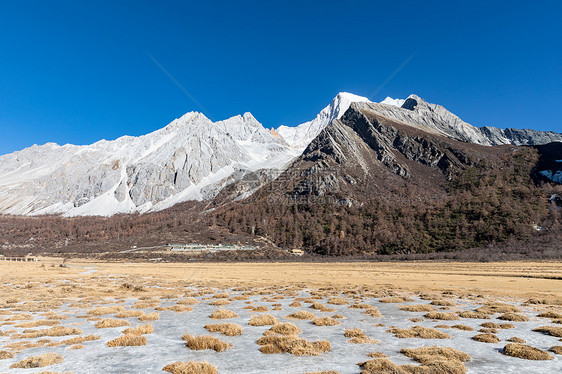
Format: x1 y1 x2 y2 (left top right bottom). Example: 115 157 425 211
1 93 561 218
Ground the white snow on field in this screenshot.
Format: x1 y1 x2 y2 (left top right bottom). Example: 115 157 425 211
0 291 560 373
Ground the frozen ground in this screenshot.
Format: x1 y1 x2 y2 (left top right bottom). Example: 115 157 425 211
0 287 560 373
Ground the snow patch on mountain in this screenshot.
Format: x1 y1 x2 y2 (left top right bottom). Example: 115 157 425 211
380 97 405 107
276 92 371 151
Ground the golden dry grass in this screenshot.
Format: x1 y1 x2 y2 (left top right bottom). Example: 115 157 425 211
257 335 331 356
18 326 82 339
550 346 562 355
286 310 316 320
366 352 388 358
327 297 349 305
248 314 279 326
399 346 471 373
251 305 269 312
498 312 529 322
10 353 64 368
163 361 218 374
476 302 520 314
472 333 500 343
344 328 379 344
289 301 302 307
502 343 553 360
182 334 232 352
0 350 15 359
399 304 436 312
312 317 341 326
532 326 562 337
138 312 159 321
177 297 199 305
14 319 60 328
68 344 84 350
209 309 238 319
106 334 147 347
265 322 301 336
87 305 126 316
204 323 243 336
379 296 414 303
386 325 451 339
115 310 145 318
458 310 490 319
424 312 460 320
209 299 231 306
122 324 154 335
94 318 131 328
538 311 562 319
430 299 456 306
61 334 101 345
358 358 404 374
507 337 526 343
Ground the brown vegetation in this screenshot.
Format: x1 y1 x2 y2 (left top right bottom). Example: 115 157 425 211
107 334 147 347
163 361 218 374
249 314 279 326
204 323 243 336
257 335 331 356
344 328 379 344
472 333 500 343
532 326 562 337
502 343 553 360
209 309 238 319
10 353 64 369
312 317 341 326
424 312 460 320
122 324 154 335
286 310 316 320
94 318 130 328
386 326 450 339
182 334 233 352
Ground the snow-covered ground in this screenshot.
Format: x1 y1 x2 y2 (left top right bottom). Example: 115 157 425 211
0 287 560 373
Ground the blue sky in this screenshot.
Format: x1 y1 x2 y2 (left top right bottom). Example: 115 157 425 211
1 1 561 155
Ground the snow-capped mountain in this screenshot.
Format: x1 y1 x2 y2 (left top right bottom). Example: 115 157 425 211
0 111 295 217
276 92 371 151
1 92 560 217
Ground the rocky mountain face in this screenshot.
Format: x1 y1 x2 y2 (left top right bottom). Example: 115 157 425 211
0 92 560 218
214 103 562 255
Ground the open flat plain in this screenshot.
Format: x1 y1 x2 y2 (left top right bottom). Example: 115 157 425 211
0 259 560 373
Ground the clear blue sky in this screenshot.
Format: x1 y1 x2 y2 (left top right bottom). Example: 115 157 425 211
1 1 561 155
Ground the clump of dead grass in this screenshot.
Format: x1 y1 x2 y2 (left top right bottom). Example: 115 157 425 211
0 350 15 359
182 334 233 352
507 337 526 343
209 309 238 319
257 335 331 356
122 324 154 335
312 317 341 326
18 326 82 339
68 344 84 350
399 345 471 372
379 296 413 303
424 312 460 320
458 310 490 319
204 323 243 336
400 304 435 312
550 346 562 355
10 353 64 368
289 301 302 307
498 312 529 322
286 310 316 320
61 334 100 345
87 306 126 316
502 343 553 360
430 299 456 306
115 310 145 318
163 361 218 374
251 305 269 312
533 326 562 337
344 328 379 344
248 314 279 326
14 319 60 328
476 302 520 314
107 334 147 347
209 299 231 306
472 333 500 343
328 298 349 305
139 312 159 321
358 358 403 374
386 325 450 339
177 297 199 305
265 322 301 336
94 318 131 328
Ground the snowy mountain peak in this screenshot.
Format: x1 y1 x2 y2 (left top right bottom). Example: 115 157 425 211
380 97 406 107
276 92 371 150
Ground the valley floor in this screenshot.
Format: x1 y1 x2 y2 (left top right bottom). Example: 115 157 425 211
0 260 560 373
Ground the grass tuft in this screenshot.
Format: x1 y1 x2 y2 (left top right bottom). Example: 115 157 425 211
209 309 238 319
387 325 450 339
249 314 279 326
10 353 64 368
163 361 218 374
204 323 243 336
502 343 553 360
107 334 147 347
